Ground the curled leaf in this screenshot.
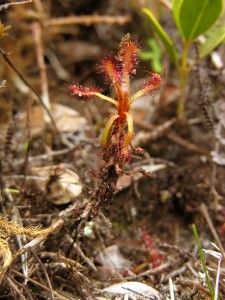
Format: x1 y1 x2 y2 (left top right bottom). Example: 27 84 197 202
101 114 119 147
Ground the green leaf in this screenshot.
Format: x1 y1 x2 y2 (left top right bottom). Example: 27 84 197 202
200 22 225 58
172 0 183 30
178 0 224 42
143 8 178 65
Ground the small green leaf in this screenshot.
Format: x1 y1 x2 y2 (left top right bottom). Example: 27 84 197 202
139 38 163 72
192 224 214 299
178 0 224 42
139 51 153 60
200 22 225 58
143 8 178 65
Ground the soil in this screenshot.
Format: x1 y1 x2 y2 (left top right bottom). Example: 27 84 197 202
0 1 225 299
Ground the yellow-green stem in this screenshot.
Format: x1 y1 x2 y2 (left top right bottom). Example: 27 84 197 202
94 93 118 107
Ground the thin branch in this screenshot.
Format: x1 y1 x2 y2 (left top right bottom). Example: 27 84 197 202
0 48 59 135
6 277 27 300
169 278 175 300
32 22 51 123
66 235 97 272
0 160 5 213
22 108 31 193
167 131 211 158
44 15 132 27
134 117 211 157
11 269 74 300
31 250 55 300
177 277 211 295
9 199 29 284
7 274 34 300
124 262 170 280
200 203 225 261
0 0 32 11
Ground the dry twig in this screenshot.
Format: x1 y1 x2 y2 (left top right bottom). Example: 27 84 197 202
11 269 74 300
32 22 51 124
177 277 211 296
44 15 132 27
66 234 97 272
167 131 211 157
200 203 225 260
31 250 55 300
0 0 32 11
0 48 59 134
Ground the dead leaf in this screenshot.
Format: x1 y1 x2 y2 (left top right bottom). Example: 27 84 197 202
31 165 82 204
95 245 131 270
56 40 101 63
103 281 162 299
51 103 87 132
19 103 88 137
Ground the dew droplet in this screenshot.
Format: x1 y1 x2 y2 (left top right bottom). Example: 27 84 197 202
78 92 82 97
131 69 136 75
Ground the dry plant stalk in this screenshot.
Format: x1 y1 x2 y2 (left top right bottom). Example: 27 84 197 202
44 15 131 27
32 21 51 124
0 0 32 11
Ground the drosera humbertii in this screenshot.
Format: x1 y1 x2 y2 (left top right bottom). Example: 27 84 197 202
65 34 163 227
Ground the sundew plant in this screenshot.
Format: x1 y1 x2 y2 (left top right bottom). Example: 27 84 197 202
66 34 163 217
